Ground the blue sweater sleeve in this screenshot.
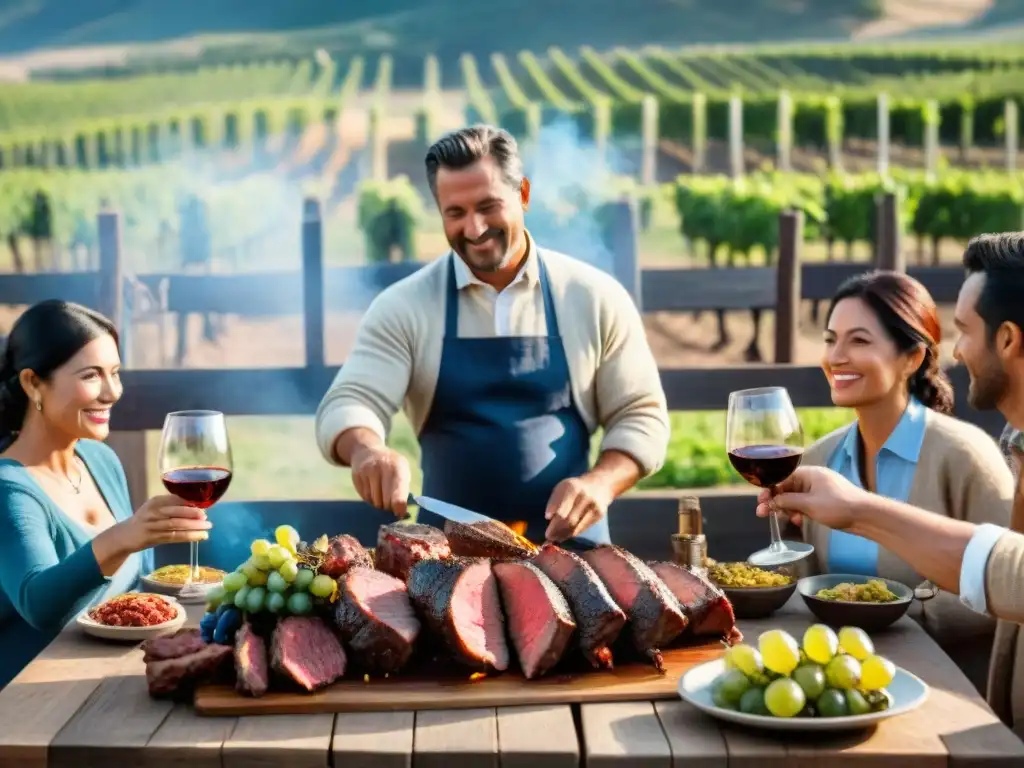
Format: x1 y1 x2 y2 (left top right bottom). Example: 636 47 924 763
0 484 110 632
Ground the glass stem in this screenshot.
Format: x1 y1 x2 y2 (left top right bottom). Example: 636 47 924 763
189 541 199 583
769 509 785 552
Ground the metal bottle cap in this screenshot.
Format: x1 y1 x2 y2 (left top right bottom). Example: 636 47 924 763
677 496 703 536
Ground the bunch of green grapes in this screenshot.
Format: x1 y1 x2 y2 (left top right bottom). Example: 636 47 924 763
204 525 336 617
711 624 896 718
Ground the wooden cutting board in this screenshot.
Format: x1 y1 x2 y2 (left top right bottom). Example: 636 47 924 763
193 639 725 716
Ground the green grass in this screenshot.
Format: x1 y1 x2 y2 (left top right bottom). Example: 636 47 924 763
145 407 855 503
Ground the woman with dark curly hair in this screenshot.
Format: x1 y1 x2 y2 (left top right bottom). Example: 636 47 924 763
0 300 211 689
792 270 1014 683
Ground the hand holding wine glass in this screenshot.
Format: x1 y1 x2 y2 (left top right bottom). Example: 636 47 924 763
119 495 212 550
158 410 233 585
726 386 814 567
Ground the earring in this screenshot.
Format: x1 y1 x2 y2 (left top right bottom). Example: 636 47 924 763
34 399 41 412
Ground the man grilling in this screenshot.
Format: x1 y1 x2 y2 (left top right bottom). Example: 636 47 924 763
314 124 669 548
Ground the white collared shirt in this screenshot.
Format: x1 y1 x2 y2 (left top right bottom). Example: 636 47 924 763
451 247 539 337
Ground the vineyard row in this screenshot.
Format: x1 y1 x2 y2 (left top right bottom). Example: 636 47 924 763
3 43 1024 134
4 165 1022 268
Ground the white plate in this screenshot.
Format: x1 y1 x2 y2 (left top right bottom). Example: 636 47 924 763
678 658 929 731
140 574 221 604
77 593 187 642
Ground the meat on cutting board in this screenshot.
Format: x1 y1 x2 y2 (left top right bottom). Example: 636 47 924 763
320 534 373 578
650 561 742 645
334 566 421 675
234 622 269 697
493 560 577 679
582 545 689 673
444 519 538 560
146 642 233 698
271 616 348 691
375 522 452 581
141 627 207 662
532 543 627 669
406 557 509 673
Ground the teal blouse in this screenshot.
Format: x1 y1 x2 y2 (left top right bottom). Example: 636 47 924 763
824 397 928 576
0 439 151 689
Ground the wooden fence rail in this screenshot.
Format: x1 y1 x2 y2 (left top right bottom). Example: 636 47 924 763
0 193 1001 562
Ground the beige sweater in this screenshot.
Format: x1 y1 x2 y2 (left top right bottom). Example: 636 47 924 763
799 410 1014 651
314 240 670 476
987 441 1024 736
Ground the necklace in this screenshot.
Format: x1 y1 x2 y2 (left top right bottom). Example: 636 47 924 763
49 457 83 494
67 457 83 494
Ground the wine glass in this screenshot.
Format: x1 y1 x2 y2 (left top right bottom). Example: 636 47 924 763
725 387 814 567
158 410 233 590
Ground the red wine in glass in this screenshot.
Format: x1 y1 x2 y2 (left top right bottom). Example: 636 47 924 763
727 445 804 489
158 410 233 584
725 387 813 567
161 467 232 509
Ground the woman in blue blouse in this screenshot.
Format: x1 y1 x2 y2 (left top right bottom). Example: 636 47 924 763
0 300 212 689
795 271 1013 687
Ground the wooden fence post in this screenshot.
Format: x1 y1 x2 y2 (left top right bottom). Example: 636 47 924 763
872 193 885 265
599 198 642 309
877 93 890 177
877 191 904 272
97 209 123 328
775 209 802 364
728 95 744 179
302 198 326 368
98 209 149 509
640 95 658 187
1006 99 1018 173
777 91 793 173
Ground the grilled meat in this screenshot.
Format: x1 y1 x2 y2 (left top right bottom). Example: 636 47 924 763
375 522 451 581
582 545 689 673
334 566 421 675
406 557 509 672
444 519 538 560
493 560 576 679
533 543 626 669
651 561 742 645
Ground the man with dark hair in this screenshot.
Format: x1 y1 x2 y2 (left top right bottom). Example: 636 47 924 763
315 125 669 549
760 230 1024 733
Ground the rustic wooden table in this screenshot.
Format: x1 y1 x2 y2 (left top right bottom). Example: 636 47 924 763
1 593 1022 768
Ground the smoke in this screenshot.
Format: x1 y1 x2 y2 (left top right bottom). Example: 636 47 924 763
204 502 273 570
520 115 638 276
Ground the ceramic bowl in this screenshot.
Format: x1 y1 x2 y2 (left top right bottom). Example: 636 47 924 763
720 581 798 619
797 573 913 632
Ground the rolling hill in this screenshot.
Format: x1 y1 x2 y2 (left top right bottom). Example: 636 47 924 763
0 0 888 64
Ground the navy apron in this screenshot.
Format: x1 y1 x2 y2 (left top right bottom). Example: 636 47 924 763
416 252 611 550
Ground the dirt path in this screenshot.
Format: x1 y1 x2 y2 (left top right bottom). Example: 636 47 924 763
854 0 994 39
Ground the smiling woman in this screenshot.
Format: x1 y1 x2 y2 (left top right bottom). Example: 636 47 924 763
0 300 213 690
790 271 1015 687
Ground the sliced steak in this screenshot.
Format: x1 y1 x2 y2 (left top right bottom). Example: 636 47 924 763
444 519 538 560
271 616 347 691
321 534 373 578
234 622 269 697
650 562 742 645
145 643 233 698
582 545 689 673
141 628 206 662
407 557 509 672
493 560 576 679
375 522 451 581
334 566 421 674
533 543 627 669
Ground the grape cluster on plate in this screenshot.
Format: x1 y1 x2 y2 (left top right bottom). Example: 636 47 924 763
712 624 896 718
198 525 336 644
